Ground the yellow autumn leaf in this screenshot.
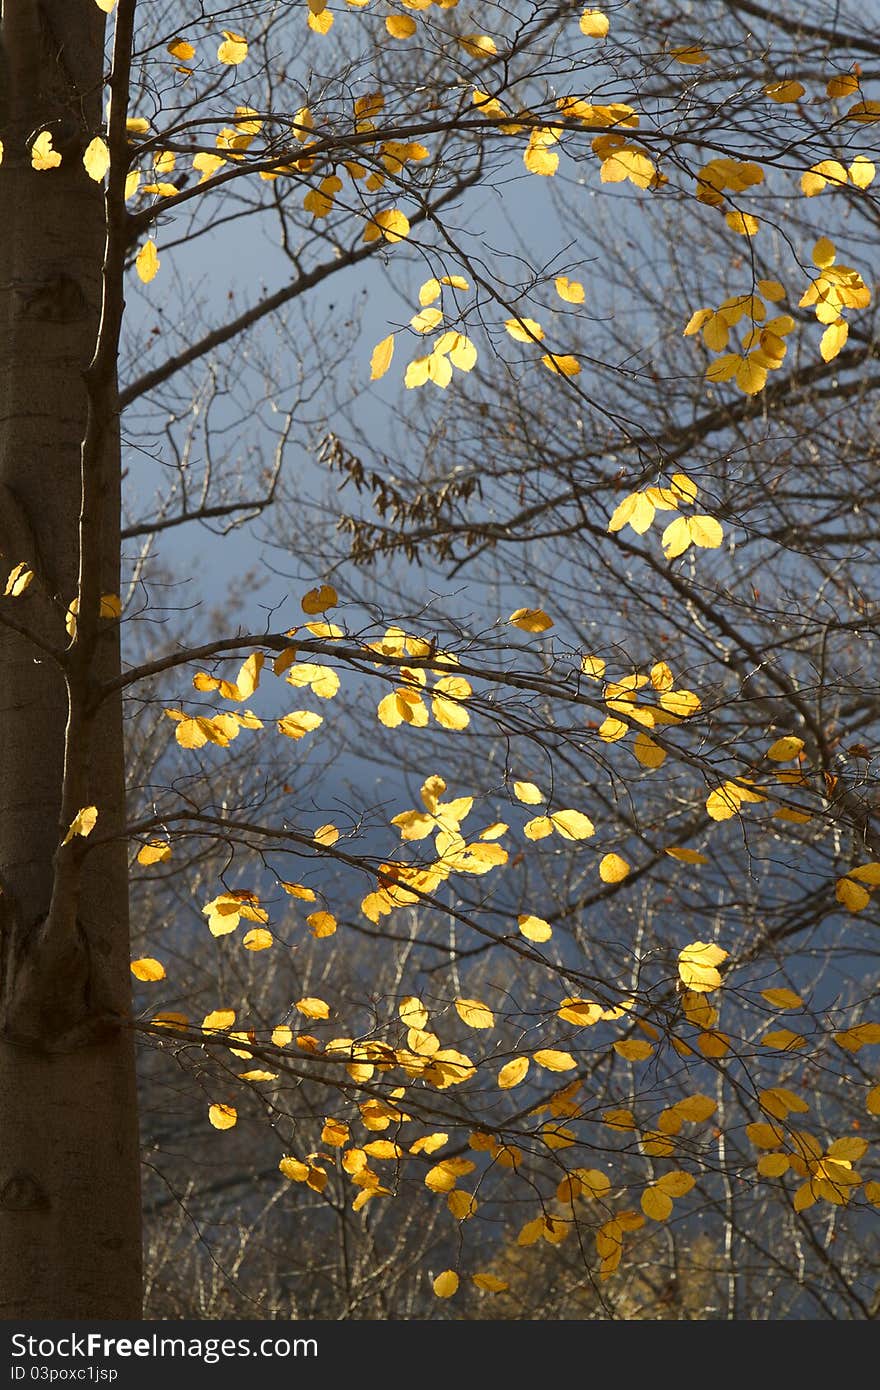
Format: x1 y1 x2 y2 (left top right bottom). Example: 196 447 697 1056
62 805 98 845
473 1273 509 1292
725 211 760 237
370 335 395 380
634 733 666 769
678 940 728 993
541 352 581 376
279 1156 310 1182
671 44 709 64
761 1029 807 1050
513 781 544 804
136 840 171 865
83 137 110 182
31 131 61 170
365 208 411 243
498 1056 529 1088
505 317 544 343
277 710 323 739
820 318 848 362
765 80 805 103
301 584 337 614
454 998 495 1029
599 853 629 883
849 155 875 188
761 988 803 1009
307 911 337 938
4 564 34 597
836 877 870 912
555 276 585 303
641 1186 673 1221
533 1049 577 1072
509 607 553 632
613 1039 654 1061
447 1190 477 1220
386 15 417 38
657 1170 696 1198
665 847 709 864
579 9 610 39
757 1153 790 1177
767 735 805 761
208 1104 237 1130
518 913 552 941
432 1270 459 1298
558 998 602 1026
130 958 166 982
167 37 196 60
200 1010 235 1037
136 240 160 284
550 809 595 840
218 31 248 65
243 928 273 950
675 1094 716 1123
813 236 836 268
296 996 330 1019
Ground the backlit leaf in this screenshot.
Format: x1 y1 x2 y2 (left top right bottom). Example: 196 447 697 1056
131 958 165 981
218 31 248 65
455 998 495 1029
509 607 553 632
498 1056 529 1088
83 138 110 182
208 1104 237 1130
370 335 395 380
136 239 160 283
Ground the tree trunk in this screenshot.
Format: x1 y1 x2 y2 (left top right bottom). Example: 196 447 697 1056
0 0 141 1316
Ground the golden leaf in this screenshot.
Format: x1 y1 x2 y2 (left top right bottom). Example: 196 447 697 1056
208 1104 237 1130
130 958 165 981
508 607 553 632
135 239 160 284
498 1056 529 1088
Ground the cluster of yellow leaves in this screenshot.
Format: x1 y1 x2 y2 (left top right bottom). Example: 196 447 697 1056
594 133 661 190
641 1169 697 1222
835 861 880 913
607 473 723 559
202 889 269 938
404 331 477 389
705 777 766 821
369 629 472 729
801 155 875 197
685 285 793 396
591 662 701 769
672 991 730 1059
695 157 763 221
361 780 507 923
746 1117 871 1211
164 706 263 749
503 316 581 377
511 780 596 843
799 237 870 363
678 941 727 993
4 562 34 597
371 274 470 383
194 652 264 702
